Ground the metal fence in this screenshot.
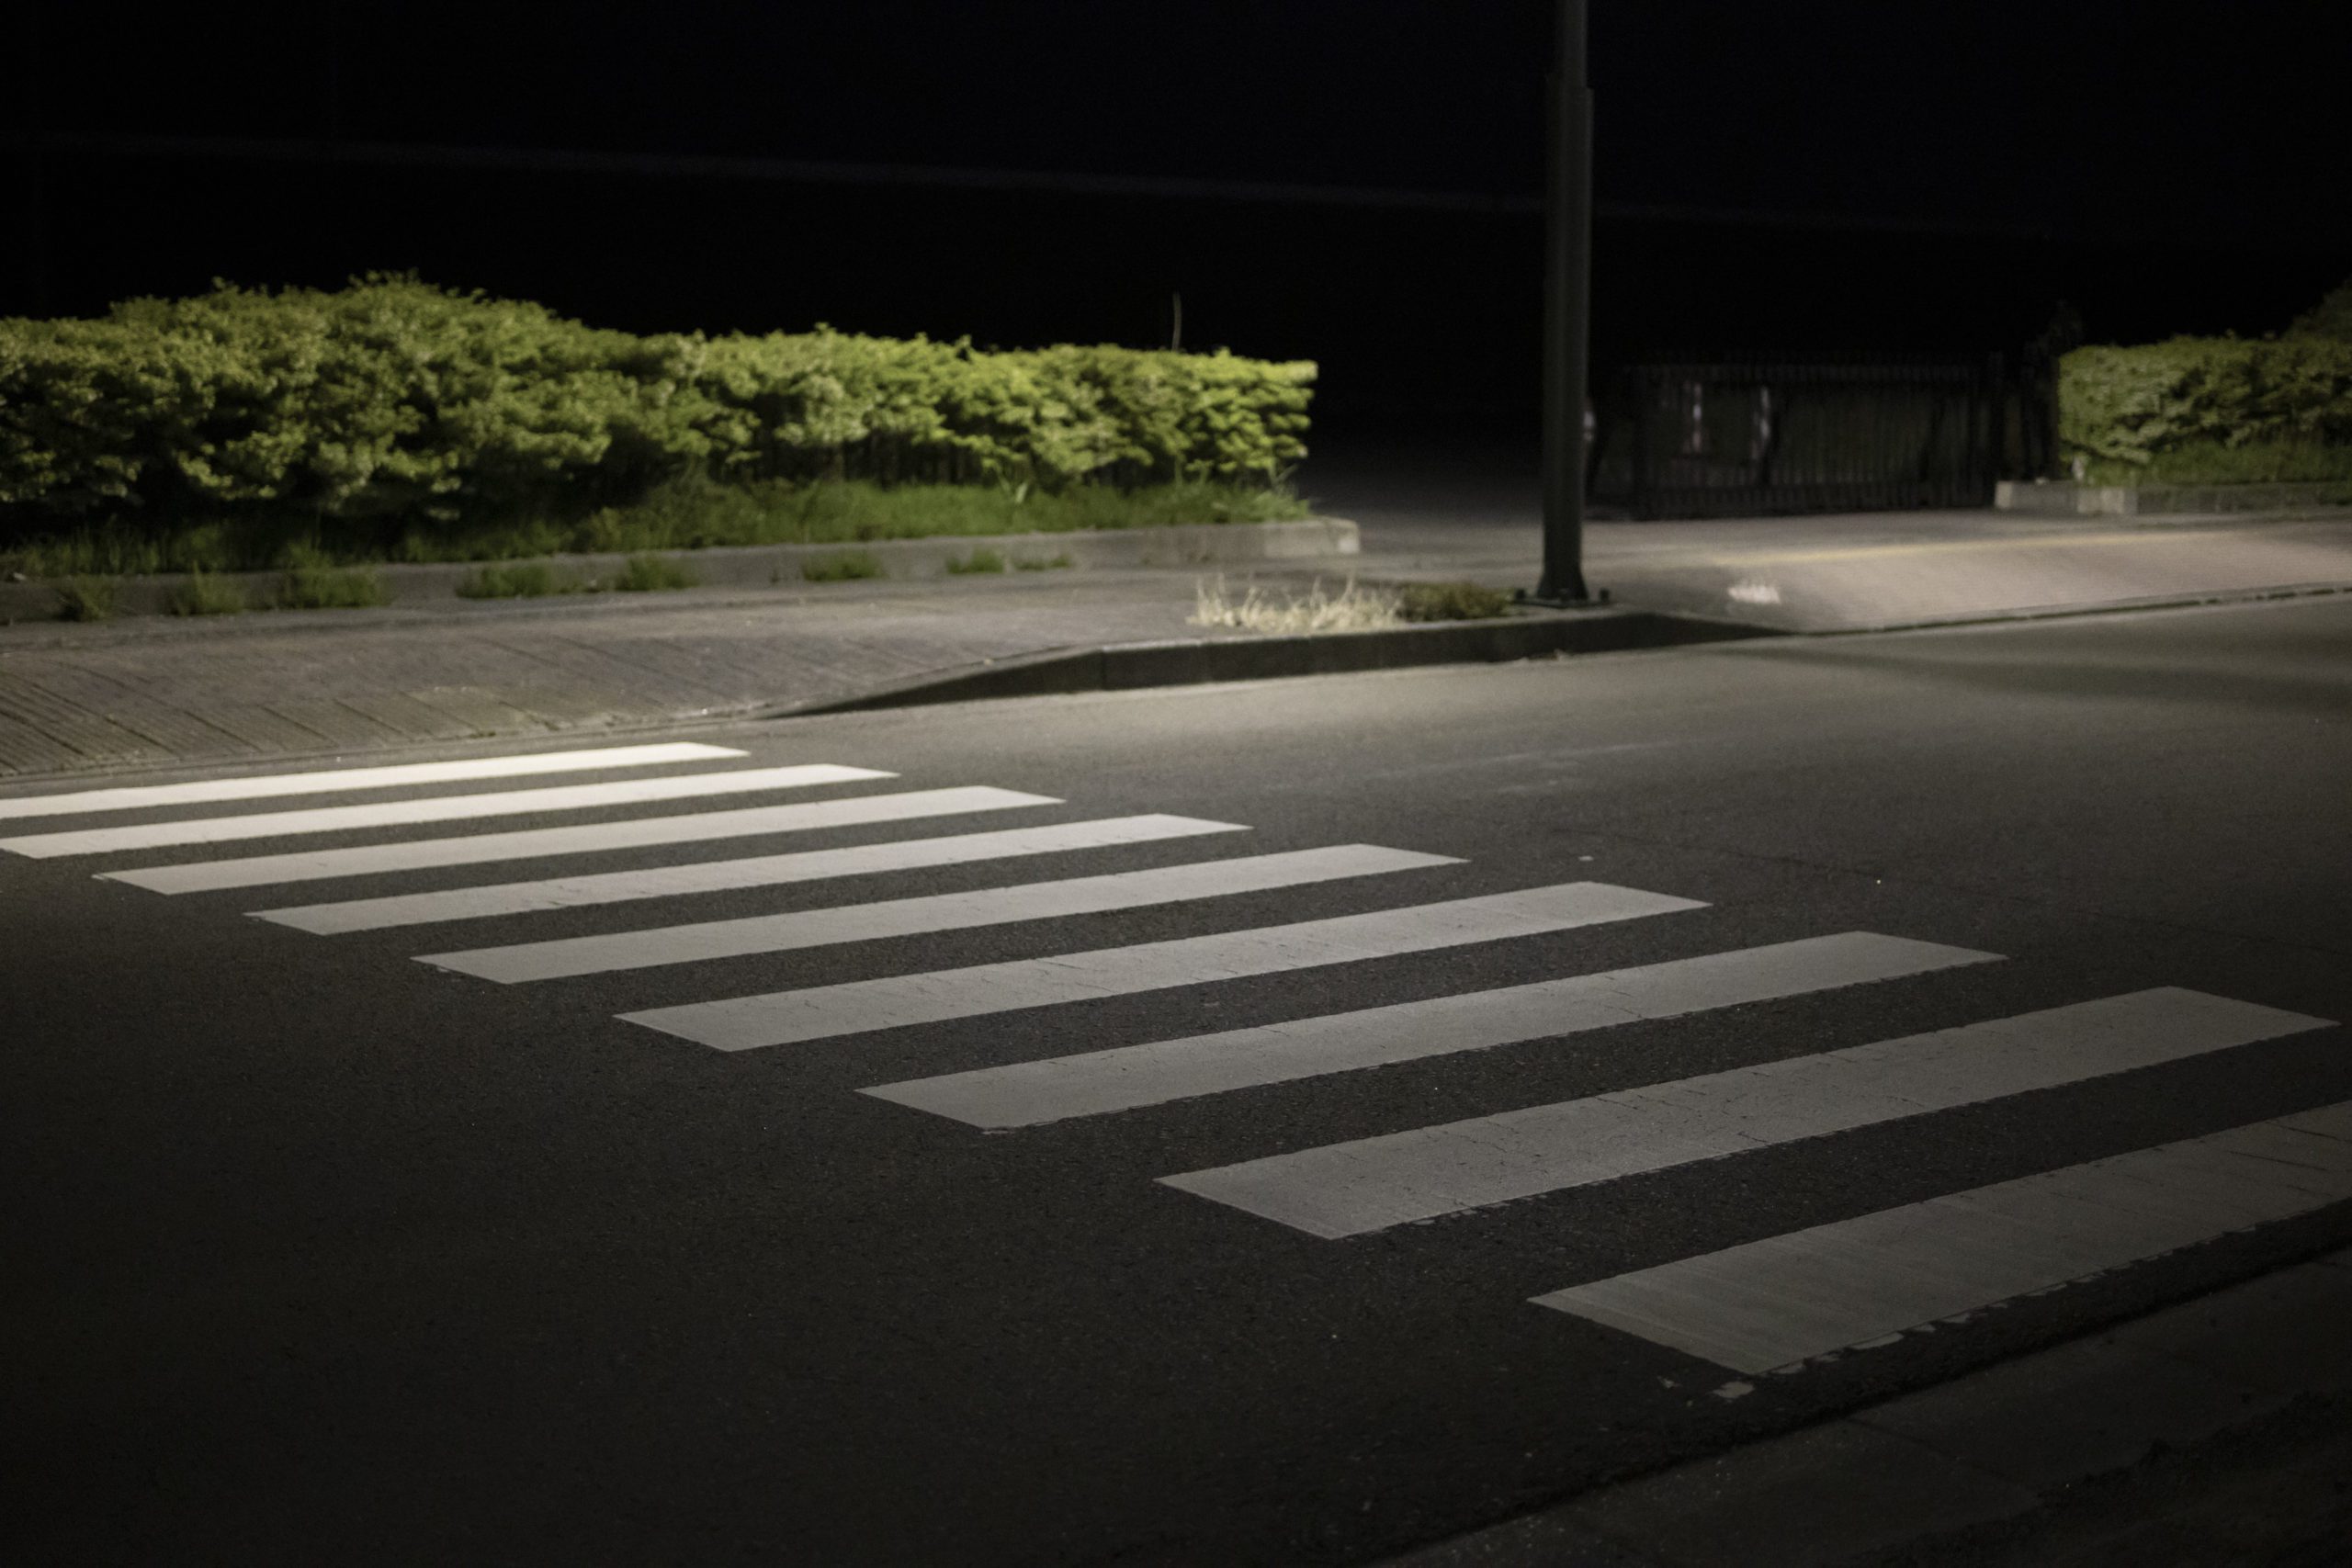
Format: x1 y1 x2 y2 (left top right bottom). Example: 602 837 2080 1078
1589 355 2019 518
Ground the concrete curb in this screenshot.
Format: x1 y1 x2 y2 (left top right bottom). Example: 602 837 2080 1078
1995 479 2352 518
0 516 1359 623
1381 1247 2352 1568
775 607 1770 716
1747 578 2352 638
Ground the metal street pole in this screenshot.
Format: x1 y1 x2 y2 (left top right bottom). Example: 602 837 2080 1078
14 4 51 317
1535 0 1594 604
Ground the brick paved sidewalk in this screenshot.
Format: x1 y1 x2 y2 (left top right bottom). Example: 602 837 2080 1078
0 570 1234 780
6 509 2349 782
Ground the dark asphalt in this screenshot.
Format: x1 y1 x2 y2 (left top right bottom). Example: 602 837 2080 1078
8 595 2350 1564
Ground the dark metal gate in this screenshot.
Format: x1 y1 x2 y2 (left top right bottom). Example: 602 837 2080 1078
1590 355 2015 519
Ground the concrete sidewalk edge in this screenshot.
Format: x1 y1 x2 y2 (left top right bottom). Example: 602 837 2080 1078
773 608 1774 716
1777 579 2352 637
1374 1243 2352 1568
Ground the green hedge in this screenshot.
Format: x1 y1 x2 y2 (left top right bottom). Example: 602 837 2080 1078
0 276 1315 543
2057 277 2352 480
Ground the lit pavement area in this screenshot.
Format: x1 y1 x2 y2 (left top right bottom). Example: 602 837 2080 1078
6 594 2349 1562
2 435 2347 783
1302 440 2352 630
1360 513 2352 632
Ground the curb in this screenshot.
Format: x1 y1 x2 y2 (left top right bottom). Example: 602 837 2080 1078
1995 479 2352 518
1381 1247 2352 1568
0 517 1359 623
776 606 1771 716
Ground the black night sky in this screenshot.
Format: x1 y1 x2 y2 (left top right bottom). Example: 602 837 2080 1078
11 1 2349 437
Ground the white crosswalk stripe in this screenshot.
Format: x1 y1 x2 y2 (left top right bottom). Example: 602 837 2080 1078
101 785 1057 893
864 932 2000 1128
254 815 1249 933
4 763 891 857
418 845 1461 983
15 739 2346 1385
0 742 748 821
621 882 1708 1052
1534 1099 2352 1373
1158 988 2333 1237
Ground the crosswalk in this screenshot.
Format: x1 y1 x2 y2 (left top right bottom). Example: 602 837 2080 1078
6 739 2344 1382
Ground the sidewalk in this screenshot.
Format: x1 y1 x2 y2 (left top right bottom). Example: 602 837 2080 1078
4 502 2350 782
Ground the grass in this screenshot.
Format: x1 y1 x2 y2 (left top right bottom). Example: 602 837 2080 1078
549 473 1311 556
2072 441 2352 488
1191 576 1516 635
458 561 567 599
0 475 1312 581
612 554 696 592
1014 553 1074 571
166 570 247 615
1191 576 1404 635
1396 581 1516 623
54 576 118 622
946 547 1008 575
801 550 886 583
456 554 695 597
277 544 389 610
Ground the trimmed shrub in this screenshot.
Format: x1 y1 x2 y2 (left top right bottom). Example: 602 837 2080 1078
2058 276 2352 480
2059 334 2352 476
0 277 1314 551
2290 279 2352 342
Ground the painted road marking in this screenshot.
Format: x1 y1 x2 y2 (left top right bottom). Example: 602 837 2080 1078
622 882 1707 1053
254 816 1249 933
102 786 1057 894
1159 989 2333 1238
3 764 892 858
864 932 2001 1128
421 845 1461 983
0 742 748 822
1534 1098 2352 1374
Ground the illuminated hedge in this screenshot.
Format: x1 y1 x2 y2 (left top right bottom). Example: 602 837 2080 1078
0 276 1315 535
2058 278 2352 479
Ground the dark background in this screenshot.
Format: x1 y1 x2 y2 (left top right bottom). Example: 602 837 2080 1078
8 1 2348 440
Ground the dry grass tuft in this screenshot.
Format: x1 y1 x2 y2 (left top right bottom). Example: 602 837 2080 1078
1189 575 1404 635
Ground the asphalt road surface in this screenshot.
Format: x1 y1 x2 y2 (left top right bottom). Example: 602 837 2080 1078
9 594 2350 1564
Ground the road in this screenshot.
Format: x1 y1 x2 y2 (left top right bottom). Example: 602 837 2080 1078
8 593 2350 1564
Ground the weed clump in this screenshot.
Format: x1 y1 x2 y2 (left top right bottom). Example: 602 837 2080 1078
54 576 118 621
613 554 695 592
1190 575 1402 635
166 570 247 615
277 543 388 609
1396 581 1515 623
458 562 563 599
801 551 886 583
